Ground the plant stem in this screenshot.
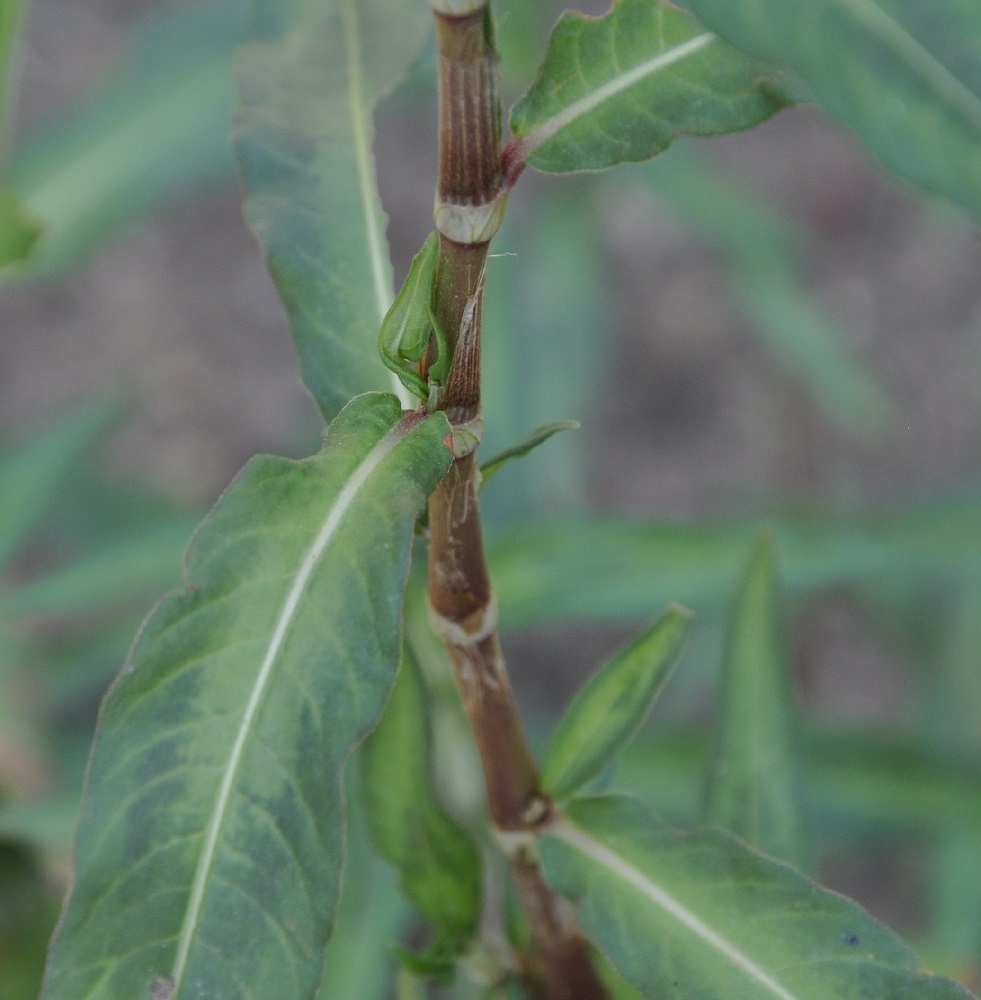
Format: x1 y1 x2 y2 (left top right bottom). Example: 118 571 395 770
426 4 607 998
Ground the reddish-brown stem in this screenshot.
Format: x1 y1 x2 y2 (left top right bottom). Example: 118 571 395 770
425 5 608 1000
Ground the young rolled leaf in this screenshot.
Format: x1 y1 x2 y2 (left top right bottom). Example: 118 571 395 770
684 0 981 218
361 648 481 945
41 393 451 1000
378 232 440 401
235 0 431 421
705 532 807 868
543 795 977 1000
542 606 691 801
506 0 789 176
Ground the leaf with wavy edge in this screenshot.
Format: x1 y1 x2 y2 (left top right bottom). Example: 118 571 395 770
41 393 451 1000
685 0 981 217
506 0 789 176
543 795 976 999
235 0 429 421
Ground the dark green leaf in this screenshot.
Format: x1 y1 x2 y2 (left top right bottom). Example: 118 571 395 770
685 0 981 217
41 394 451 1000
235 0 431 421
542 606 691 801
480 421 580 488
543 795 976 999
507 0 788 174
361 649 481 943
705 532 807 868
3 0 246 277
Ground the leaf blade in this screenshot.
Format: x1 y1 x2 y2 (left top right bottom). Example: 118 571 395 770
41 394 451 1000
507 0 788 175
234 0 429 420
543 795 976 1000
542 606 691 801
684 0 981 216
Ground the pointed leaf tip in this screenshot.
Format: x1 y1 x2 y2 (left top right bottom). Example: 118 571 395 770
706 530 807 868
542 606 691 801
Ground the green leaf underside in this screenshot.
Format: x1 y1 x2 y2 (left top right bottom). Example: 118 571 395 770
41 394 451 1000
542 606 691 801
685 0 981 217
3 0 245 277
706 533 806 867
480 420 581 488
508 0 789 174
235 0 430 422
361 649 481 942
544 796 975 1000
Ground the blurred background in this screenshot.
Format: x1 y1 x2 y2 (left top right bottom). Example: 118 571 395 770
1 0 980 996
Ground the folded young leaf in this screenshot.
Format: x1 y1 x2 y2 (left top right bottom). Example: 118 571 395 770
361 648 481 945
543 795 977 1000
507 0 789 176
236 0 431 421
685 0 981 218
705 532 807 868
41 393 451 1000
541 606 691 801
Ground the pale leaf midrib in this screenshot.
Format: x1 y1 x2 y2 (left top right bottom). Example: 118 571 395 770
170 420 406 991
553 818 799 1000
831 0 981 131
340 0 412 406
518 33 715 159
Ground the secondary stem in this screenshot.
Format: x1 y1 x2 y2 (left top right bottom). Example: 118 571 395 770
425 4 607 998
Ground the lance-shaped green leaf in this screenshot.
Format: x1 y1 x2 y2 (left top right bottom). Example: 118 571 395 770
2 0 245 278
480 420 581 489
41 393 451 1000
542 607 691 801
235 0 430 421
685 0 981 218
506 0 789 175
705 533 807 868
543 795 977 1000
361 648 481 944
